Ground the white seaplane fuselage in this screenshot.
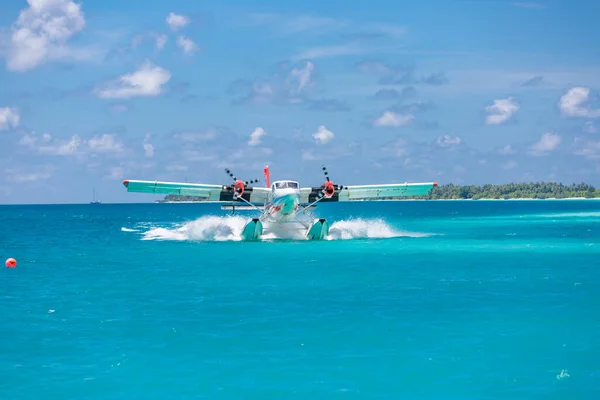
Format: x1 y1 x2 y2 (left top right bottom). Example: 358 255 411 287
238 179 329 240
264 180 301 221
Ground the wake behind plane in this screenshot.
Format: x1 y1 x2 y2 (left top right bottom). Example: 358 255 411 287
122 165 437 241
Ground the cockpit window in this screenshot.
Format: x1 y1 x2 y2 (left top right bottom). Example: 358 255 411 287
274 181 299 189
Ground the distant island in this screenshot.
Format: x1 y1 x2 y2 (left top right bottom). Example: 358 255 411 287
157 182 600 202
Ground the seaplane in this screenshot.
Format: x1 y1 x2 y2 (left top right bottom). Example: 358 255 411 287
121 165 437 241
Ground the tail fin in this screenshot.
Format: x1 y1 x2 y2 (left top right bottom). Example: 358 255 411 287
263 165 271 188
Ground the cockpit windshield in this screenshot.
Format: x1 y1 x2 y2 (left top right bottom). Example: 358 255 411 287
274 181 299 189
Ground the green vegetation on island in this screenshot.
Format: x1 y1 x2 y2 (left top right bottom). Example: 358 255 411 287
424 182 600 200
157 182 600 202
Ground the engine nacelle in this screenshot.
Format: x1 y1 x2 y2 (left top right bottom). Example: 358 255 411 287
323 181 335 198
233 180 245 199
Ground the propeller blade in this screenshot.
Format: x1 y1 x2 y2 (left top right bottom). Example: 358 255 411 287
322 165 330 182
224 168 237 181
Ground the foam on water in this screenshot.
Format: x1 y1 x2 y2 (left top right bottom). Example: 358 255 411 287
136 216 430 242
141 215 248 241
326 218 430 240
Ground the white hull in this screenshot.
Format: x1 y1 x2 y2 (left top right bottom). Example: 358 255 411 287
242 217 329 241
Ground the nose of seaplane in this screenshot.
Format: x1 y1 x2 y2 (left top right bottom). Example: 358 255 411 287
274 187 300 214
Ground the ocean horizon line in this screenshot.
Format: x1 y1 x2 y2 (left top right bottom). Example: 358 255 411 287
2 197 600 206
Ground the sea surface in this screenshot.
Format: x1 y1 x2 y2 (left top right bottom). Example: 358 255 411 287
1 200 599 399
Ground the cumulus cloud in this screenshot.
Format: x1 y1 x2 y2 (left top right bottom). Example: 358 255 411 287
528 132 561 156
0 107 20 130
176 36 198 55
484 96 519 124
18 132 129 157
38 135 81 155
558 87 600 118
5 0 88 72
93 60 171 99
166 12 190 31
19 132 81 155
312 125 334 144
248 127 265 146
436 135 462 147
87 134 124 153
287 61 315 94
373 111 414 127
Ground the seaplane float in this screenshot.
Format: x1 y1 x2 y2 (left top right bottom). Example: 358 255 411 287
121 165 437 241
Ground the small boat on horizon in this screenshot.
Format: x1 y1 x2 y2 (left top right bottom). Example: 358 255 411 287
91 188 101 204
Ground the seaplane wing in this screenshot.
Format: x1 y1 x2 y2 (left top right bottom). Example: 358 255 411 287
122 179 270 203
300 182 438 202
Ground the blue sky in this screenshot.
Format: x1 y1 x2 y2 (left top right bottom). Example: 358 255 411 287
1 0 600 204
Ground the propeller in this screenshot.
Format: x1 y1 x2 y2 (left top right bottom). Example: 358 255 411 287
317 165 345 199
224 168 260 186
224 168 260 200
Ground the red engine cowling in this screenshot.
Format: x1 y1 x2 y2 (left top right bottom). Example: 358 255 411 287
323 181 335 198
234 180 245 198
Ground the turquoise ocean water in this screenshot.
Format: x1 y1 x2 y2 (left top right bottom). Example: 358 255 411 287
1 200 599 399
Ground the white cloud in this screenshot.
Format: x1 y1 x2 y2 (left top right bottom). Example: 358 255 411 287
6 0 87 72
0 107 20 130
166 12 190 31
558 87 600 118
373 111 414 127
38 135 81 155
176 36 198 55
94 60 171 99
529 132 561 156
436 135 462 147
248 127 265 146
19 132 81 155
484 96 519 124
287 61 315 94
87 134 124 153
155 33 168 50
143 133 154 157
312 125 334 144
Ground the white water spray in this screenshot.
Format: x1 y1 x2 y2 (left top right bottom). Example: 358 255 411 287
130 216 431 242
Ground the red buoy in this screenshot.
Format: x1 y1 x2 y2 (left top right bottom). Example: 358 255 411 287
5 258 16 268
